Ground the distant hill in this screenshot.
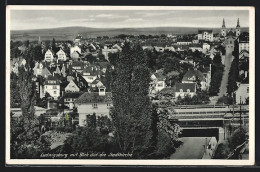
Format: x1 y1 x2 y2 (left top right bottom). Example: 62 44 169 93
11 26 249 41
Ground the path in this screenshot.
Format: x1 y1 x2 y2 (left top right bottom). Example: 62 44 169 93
210 46 234 105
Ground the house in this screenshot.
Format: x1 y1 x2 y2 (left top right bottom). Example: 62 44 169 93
81 65 101 84
89 77 104 91
182 69 209 91
62 92 84 109
175 83 196 98
235 77 249 104
71 61 85 73
74 89 112 126
154 46 165 52
65 80 81 92
71 51 81 61
202 43 211 52
66 72 88 91
70 45 81 55
44 74 61 100
74 34 83 44
150 72 166 94
56 48 67 61
44 49 55 62
96 62 109 73
11 57 26 74
164 46 175 52
198 30 213 42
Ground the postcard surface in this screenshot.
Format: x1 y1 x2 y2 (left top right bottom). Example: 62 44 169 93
6 6 255 165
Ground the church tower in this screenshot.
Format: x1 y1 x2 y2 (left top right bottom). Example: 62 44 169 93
221 18 227 37
236 18 241 37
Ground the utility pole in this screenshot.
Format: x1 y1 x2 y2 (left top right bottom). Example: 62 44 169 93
240 96 242 129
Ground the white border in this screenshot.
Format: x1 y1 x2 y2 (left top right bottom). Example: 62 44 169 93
6 5 255 166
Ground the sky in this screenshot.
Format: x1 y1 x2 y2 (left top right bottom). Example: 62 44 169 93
10 10 250 30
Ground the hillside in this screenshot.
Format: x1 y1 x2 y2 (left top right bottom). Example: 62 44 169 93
11 26 249 41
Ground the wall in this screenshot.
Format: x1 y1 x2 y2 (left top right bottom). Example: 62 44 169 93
76 103 111 126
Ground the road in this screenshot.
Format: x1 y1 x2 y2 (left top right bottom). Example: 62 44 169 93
170 137 210 159
218 48 234 97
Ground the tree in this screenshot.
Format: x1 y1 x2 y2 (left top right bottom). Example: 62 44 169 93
10 72 21 108
11 115 51 158
52 38 56 51
18 46 37 120
228 127 247 150
108 52 119 67
85 54 97 64
110 42 153 157
227 40 239 96
32 44 44 62
165 71 180 87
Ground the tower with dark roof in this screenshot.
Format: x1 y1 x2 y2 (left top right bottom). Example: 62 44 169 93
236 18 241 37
221 18 227 37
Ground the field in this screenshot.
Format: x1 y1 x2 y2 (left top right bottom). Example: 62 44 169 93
10 26 249 41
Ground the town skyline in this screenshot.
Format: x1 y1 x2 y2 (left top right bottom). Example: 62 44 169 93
10 10 249 30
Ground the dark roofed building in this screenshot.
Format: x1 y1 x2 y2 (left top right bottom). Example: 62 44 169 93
75 91 113 126
175 83 196 98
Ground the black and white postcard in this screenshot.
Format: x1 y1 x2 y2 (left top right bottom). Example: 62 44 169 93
5 6 255 165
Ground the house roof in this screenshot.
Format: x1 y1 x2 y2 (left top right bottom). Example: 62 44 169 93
175 83 196 92
227 30 236 37
75 92 112 104
63 92 84 99
182 69 205 82
45 74 61 85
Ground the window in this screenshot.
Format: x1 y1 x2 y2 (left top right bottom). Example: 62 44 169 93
187 89 190 93
92 103 98 108
54 91 56 94
180 89 183 93
53 85 57 89
247 87 249 93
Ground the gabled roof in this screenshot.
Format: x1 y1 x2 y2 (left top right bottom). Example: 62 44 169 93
63 92 84 99
75 92 112 104
91 77 103 85
182 69 205 82
175 83 196 92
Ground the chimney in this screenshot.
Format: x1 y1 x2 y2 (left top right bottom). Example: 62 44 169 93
98 87 106 96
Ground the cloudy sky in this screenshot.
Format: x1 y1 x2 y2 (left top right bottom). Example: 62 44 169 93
10 10 249 30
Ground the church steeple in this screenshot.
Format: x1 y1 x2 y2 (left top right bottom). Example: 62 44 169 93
222 18 226 28
236 18 240 28
236 18 241 37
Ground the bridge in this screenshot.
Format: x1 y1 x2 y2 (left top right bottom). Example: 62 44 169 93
168 106 249 142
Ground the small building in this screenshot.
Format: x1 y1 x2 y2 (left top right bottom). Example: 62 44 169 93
175 83 196 98
62 92 84 109
44 75 61 100
70 45 81 55
235 77 249 104
44 49 55 62
56 48 67 61
75 89 112 126
198 30 213 42
150 72 166 94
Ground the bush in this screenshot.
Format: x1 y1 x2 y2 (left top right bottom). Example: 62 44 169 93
214 142 230 159
55 126 65 133
217 96 233 105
